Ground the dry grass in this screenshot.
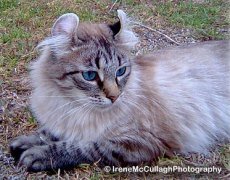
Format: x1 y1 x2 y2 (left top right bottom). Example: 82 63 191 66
0 0 229 179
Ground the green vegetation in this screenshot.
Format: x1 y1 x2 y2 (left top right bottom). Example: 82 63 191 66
154 0 229 39
220 145 230 170
0 0 19 11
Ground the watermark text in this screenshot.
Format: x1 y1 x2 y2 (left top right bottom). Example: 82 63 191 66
103 165 222 174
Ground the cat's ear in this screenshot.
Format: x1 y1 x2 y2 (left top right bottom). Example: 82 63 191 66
51 13 79 36
109 10 138 50
109 21 121 37
37 13 79 57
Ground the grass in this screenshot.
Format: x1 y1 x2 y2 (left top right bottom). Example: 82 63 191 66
220 145 230 170
0 0 229 179
154 0 229 39
0 0 19 11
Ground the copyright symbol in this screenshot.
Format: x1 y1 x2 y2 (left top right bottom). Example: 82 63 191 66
104 166 111 172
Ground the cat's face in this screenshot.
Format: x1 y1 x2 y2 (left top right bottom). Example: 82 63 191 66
53 32 131 107
40 12 138 109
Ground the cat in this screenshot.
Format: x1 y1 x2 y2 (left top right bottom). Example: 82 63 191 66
10 10 230 172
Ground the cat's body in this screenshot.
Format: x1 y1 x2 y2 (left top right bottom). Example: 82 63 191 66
10 10 230 172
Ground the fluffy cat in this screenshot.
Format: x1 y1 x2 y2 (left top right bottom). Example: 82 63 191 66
10 10 230 172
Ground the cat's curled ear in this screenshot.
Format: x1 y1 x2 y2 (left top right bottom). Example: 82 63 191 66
109 10 138 50
51 13 79 36
37 13 80 56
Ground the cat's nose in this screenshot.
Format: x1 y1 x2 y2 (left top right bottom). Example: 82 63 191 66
103 80 120 103
107 95 118 103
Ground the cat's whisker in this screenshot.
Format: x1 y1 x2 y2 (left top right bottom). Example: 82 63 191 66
49 102 91 131
60 102 91 120
124 89 168 114
70 103 94 138
125 88 150 93
121 97 150 120
39 97 90 121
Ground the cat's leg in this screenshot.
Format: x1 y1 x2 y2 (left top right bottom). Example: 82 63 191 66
10 129 59 161
19 133 170 172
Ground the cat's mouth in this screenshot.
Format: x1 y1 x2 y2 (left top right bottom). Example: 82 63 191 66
89 96 120 108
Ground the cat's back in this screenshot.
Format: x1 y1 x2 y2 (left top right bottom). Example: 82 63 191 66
136 40 230 103
136 40 229 66
135 40 230 85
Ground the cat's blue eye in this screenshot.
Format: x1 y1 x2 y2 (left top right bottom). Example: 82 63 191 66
82 71 97 81
116 66 126 77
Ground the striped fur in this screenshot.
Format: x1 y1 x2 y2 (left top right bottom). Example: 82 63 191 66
10 11 230 172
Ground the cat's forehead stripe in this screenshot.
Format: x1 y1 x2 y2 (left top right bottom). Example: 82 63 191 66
73 37 127 72
95 54 100 69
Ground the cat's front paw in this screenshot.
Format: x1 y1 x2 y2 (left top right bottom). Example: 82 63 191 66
10 135 35 161
19 146 52 172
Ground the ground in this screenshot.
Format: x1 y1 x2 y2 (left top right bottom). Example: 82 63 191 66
0 0 230 179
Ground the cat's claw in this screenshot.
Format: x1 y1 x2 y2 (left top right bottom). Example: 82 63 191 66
19 146 51 172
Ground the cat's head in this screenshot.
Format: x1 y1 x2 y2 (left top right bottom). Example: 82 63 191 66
37 10 138 108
